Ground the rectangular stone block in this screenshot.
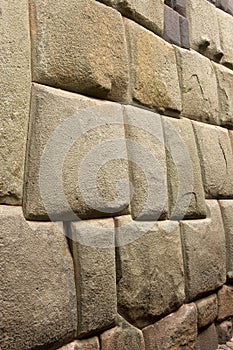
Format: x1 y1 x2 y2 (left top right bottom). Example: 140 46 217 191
175 48 219 125
0 206 77 350
217 8 233 69
29 0 129 102
115 216 185 328
179 16 190 49
219 200 233 274
180 200 226 302
126 19 182 115
163 5 181 46
0 0 31 204
192 121 233 198
197 324 218 350
163 117 206 220
23 84 130 221
174 0 186 16
70 218 117 337
195 295 218 329
218 285 233 321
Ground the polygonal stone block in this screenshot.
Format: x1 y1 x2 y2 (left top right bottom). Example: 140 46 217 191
218 285 233 321
217 320 233 344
164 5 181 46
197 324 218 350
195 295 218 329
217 8 233 69
219 200 233 274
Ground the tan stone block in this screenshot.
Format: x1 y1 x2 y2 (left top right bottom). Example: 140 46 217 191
176 48 219 124
58 338 100 350
217 320 233 344
192 121 233 198
163 117 206 220
115 216 185 328
23 84 130 221
126 19 182 115
0 206 77 350
70 218 117 337
195 295 218 329
180 200 226 302
218 285 233 321
123 105 168 220
217 8 233 70
142 304 197 350
0 0 31 204
219 200 233 273
29 0 129 102
197 324 218 350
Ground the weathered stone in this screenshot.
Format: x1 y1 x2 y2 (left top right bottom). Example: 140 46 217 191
100 316 145 350
219 200 233 274
70 218 117 337
192 121 233 198
0 0 31 204
174 0 186 16
186 0 222 61
115 216 185 328
217 8 233 70
0 206 77 350
164 5 181 46
179 16 190 49
126 19 182 115
57 338 100 350
23 84 130 221
163 117 206 220
123 105 168 220
176 48 219 124
29 0 129 102
217 321 233 344
142 304 197 350
180 200 226 302
218 285 233 321
196 295 218 329
197 324 218 350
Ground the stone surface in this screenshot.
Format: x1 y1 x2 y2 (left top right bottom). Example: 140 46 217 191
219 200 233 274
217 8 233 69
196 295 218 329
0 206 77 350
164 5 181 46
180 200 226 302
163 117 206 220
142 304 197 350
180 16 190 49
0 0 31 204
100 316 145 350
29 0 129 102
115 215 185 328
23 83 130 221
70 218 117 337
123 105 168 220
197 324 218 350
126 19 182 115
57 338 100 350
217 0 233 15
176 48 219 124
217 321 233 344
218 285 233 321
174 0 186 16
192 121 233 198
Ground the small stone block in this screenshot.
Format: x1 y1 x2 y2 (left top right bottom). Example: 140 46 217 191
57 338 100 350
179 16 190 49
218 285 233 321
164 5 181 46
217 321 233 344
197 324 218 350
196 295 218 329
174 0 186 16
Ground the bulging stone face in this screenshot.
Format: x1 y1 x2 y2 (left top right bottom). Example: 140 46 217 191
217 8 233 70
195 295 218 329
29 0 129 102
219 200 233 274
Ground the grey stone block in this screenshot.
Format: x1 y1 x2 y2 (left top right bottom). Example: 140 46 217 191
197 324 218 350
164 5 181 46
179 16 190 49
195 295 218 329
174 0 186 16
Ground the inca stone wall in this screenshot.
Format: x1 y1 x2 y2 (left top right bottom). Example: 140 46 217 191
1 0 233 349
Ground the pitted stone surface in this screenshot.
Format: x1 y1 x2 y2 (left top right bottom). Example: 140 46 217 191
197 324 218 350
217 321 233 344
217 8 233 70
218 285 233 321
58 338 100 350
219 200 233 273
195 295 218 329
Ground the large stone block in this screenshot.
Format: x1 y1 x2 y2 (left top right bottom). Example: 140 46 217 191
0 206 77 350
197 324 218 350
0 0 31 204
217 8 233 70
58 338 100 350
126 19 182 115
218 285 233 321
115 216 185 328
192 121 233 198
142 304 197 350
29 0 129 102
176 48 219 124
23 84 130 221
180 200 226 302
123 105 168 220
195 295 218 329
219 200 233 274
163 117 206 220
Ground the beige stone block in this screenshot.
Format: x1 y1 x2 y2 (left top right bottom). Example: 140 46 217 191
115 215 185 328
0 206 77 350
180 200 226 302
58 338 100 350
218 285 233 321
219 200 233 273
70 218 117 337
195 295 218 329
163 117 206 220
0 0 31 204
126 19 182 115
197 324 218 350
23 84 130 221
217 8 233 70
29 0 129 102
192 121 233 198
142 304 197 350
176 48 219 125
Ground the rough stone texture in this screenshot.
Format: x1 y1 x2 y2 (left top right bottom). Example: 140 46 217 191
217 8 233 69
126 19 182 115
142 304 197 350
180 200 226 302
192 121 233 198
217 0 233 16
57 338 100 350
70 218 117 337
23 83 130 221
115 215 185 328
0 206 77 350
0 0 31 205
197 324 218 350
219 200 233 274
218 285 233 321
123 105 168 220
195 295 218 329
164 5 181 46
217 321 233 344
100 316 145 350
29 0 129 102
163 117 206 220
176 48 219 124
186 0 222 61
179 16 190 49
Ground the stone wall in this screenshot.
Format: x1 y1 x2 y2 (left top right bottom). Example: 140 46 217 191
1 0 233 349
